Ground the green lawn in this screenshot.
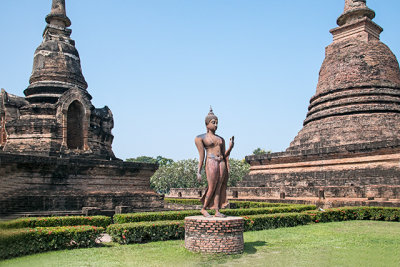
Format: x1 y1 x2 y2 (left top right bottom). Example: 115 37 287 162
1 221 399 267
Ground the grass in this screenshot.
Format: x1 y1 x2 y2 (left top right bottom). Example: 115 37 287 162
1 221 399 267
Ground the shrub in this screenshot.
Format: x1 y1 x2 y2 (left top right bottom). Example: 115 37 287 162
231 201 291 209
0 216 112 229
109 207 400 245
164 198 202 205
164 198 292 208
114 210 203 224
114 205 316 223
243 212 313 231
150 158 249 194
305 207 400 223
0 225 104 259
109 212 313 244
222 205 315 216
107 221 185 244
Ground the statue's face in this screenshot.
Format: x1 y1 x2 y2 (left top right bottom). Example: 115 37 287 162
207 119 218 132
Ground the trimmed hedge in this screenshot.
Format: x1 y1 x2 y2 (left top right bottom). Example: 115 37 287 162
107 220 185 244
243 213 313 231
108 206 400 245
0 225 104 259
0 216 112 229
164 198 201 205
164 198 291 208
114 205 316 223
305 207 400 223
231 201 291 209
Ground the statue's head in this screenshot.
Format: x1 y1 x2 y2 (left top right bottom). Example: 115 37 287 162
205 107 218 131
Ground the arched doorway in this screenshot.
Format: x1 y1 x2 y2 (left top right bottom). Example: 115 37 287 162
67 100 84 149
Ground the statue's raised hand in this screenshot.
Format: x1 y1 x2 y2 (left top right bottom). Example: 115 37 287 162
230 136 235 148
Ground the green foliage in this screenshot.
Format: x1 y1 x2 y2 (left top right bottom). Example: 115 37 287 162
243 213 313 231
0 216 112 229
0 225 104 259
231 201 291 209
227 158 250 187
114 205 316 223
150 158 250 194
3 221 399 267
107 221 185 244
164 198 202 205
222 205 316 217
305 207 400 223
114 210 203 223
126 156 157 164
252 148 271 155
126 156 174 166
150 159 205 194
110 207 400 246
155 156 174 166
164 198 292 208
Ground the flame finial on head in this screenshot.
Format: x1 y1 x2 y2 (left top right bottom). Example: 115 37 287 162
205 106 218 125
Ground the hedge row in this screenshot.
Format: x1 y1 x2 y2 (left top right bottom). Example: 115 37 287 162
165 198 291 208
0 216 112 229
107 220 185 244
243 212 313 231
231 201 291 209
305 207 400 222
0 225 104 259
114 205 316 223
108 206 400 245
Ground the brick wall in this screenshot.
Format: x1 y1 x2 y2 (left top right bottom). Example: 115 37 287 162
0 153 163 217
185 216 244 254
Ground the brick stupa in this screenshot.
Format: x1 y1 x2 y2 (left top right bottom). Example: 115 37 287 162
241 0 400 204
0 0 163 218
1 0 114 159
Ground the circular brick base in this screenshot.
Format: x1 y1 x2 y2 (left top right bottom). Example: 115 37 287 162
185 216 244 254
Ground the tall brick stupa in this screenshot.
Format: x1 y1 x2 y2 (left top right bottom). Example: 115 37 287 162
1 0 114 159
241 0 400 203
0 0 163 218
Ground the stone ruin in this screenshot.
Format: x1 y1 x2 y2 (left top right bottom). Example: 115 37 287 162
239 0 400 207
0 0 163 218
1 0 113 159
168 0 400 207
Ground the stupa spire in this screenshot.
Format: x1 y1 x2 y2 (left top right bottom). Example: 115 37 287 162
337 0 375 26
330 0 382 43
344 0 367 12
24 0 88 103
45 0 71 28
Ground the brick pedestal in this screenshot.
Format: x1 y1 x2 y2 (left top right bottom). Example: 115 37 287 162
185 216 244 254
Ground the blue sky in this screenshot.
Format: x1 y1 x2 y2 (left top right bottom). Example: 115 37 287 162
1 0 399 161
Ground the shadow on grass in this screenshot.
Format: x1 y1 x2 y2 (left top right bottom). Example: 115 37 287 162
244 241 267 254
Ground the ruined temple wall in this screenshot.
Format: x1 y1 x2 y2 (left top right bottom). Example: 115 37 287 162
0 153 163 216
168 186 400 200
245 149 400 179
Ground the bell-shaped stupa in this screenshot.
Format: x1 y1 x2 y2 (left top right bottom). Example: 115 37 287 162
1 0 114 159
287 0 400 153
242 0 400 204
25 0 88 104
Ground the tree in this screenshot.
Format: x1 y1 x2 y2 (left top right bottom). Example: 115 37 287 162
150 158 250 194
252 148 271 155
126 156 174 166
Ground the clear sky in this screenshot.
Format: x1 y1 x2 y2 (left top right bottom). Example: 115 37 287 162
1 0 399 161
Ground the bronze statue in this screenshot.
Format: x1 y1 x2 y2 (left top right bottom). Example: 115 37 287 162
195 107 234 218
